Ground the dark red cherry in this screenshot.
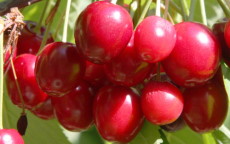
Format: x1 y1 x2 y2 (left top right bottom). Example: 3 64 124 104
17 21 54 56
213 21 230 67
4 45 17 71
0 129 24 144
134 16 176 63
162 22 221 87
141 81 184 125
224 20 230 49
84 60 110 88
94 85 144 143
183 80 228 133
35 42 85 96
31 97 54 120
6 54 48 109
104 34 154 86
75 1 133 64
52 80 94 131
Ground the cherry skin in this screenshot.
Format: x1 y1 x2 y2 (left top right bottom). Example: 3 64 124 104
94 85 144 143
51 80 94 131
0 129 24 144
6 54 48 109
213 21 230 67
224 20 230 49
75 1 133 64
134 16 176 63
183 80 228 133
17 21 54 56
141 81 184 125
31 97 54 120
160 116 186 132
104 34 154 86
162 22 221 87
35 42 85 96
84 60 110 88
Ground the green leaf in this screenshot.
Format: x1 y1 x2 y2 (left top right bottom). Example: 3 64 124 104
212 128 230 144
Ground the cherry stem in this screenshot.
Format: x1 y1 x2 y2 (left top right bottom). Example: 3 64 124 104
155 0 161 17
217 0 230 18
62 0 72 43
156 62 161 81
188 0 197 21
225 0 230 9
54 11 65 40
0 19 4 129
199 0 207 26
179 0 188 21
163 0 169 19
10 59 26 115
134 0 152 29
169 0 182 15
34 0 50 35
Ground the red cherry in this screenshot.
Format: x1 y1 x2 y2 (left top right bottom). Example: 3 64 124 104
6 54 48 109
75 1 133 64
4 45 17 71
31 97 54 120
0 129 24 144
183 76 228 133
84 60 110 88
51 80 94 131
141 81 184 125
224 20 230 49
17 21 54 56
94 85 144 143
213 21 230 67
104 34 154 86
134 16 176 63
162 22 221 87
35 42 85 96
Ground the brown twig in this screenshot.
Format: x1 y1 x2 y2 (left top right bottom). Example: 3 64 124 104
0 0 42 16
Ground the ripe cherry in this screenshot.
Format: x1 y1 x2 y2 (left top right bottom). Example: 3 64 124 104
75 1 133 64
104 34 154 86
134 16 176 63
31 97 54 120
6 54 48 109
213 21 230 67
141 81 184 125
0 129 24 144
224 20 230 49
162 22 220 87
51 80 94 131
183 80 228 133
94 85 144 143
17 21 54 56
35 42 85 96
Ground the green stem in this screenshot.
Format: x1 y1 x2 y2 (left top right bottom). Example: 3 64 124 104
169 0 182 14
62 0 72 43
188 0 197 21
217 0 230 18
224 0 230 9
179 0 188 21
34 0 50 34
155 0 161 17
199 0 207 25
163 0 169 19
134 0 152 29
0 19 4 129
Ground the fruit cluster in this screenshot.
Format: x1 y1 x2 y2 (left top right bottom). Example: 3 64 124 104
3 1 229 143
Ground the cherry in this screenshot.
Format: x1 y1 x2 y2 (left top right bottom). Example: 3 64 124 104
0 129 24 144
134 16 176 63
84 60 110 88
6 54 48 109
161 116 186 132
141 81 184 125
31 97 54 120
4 45 17 71
74 1 133 64
213 21 230 67
224 20 230 49
17 21 54 56
94 85 143 143
183 80 228 133
51 80 94 131
35 42 85 96
162 22 221 87
104 34 154 86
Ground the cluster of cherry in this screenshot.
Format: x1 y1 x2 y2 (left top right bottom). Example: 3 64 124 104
3 1 229 143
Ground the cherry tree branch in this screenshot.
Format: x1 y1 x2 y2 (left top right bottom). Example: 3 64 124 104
0 0 42 16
